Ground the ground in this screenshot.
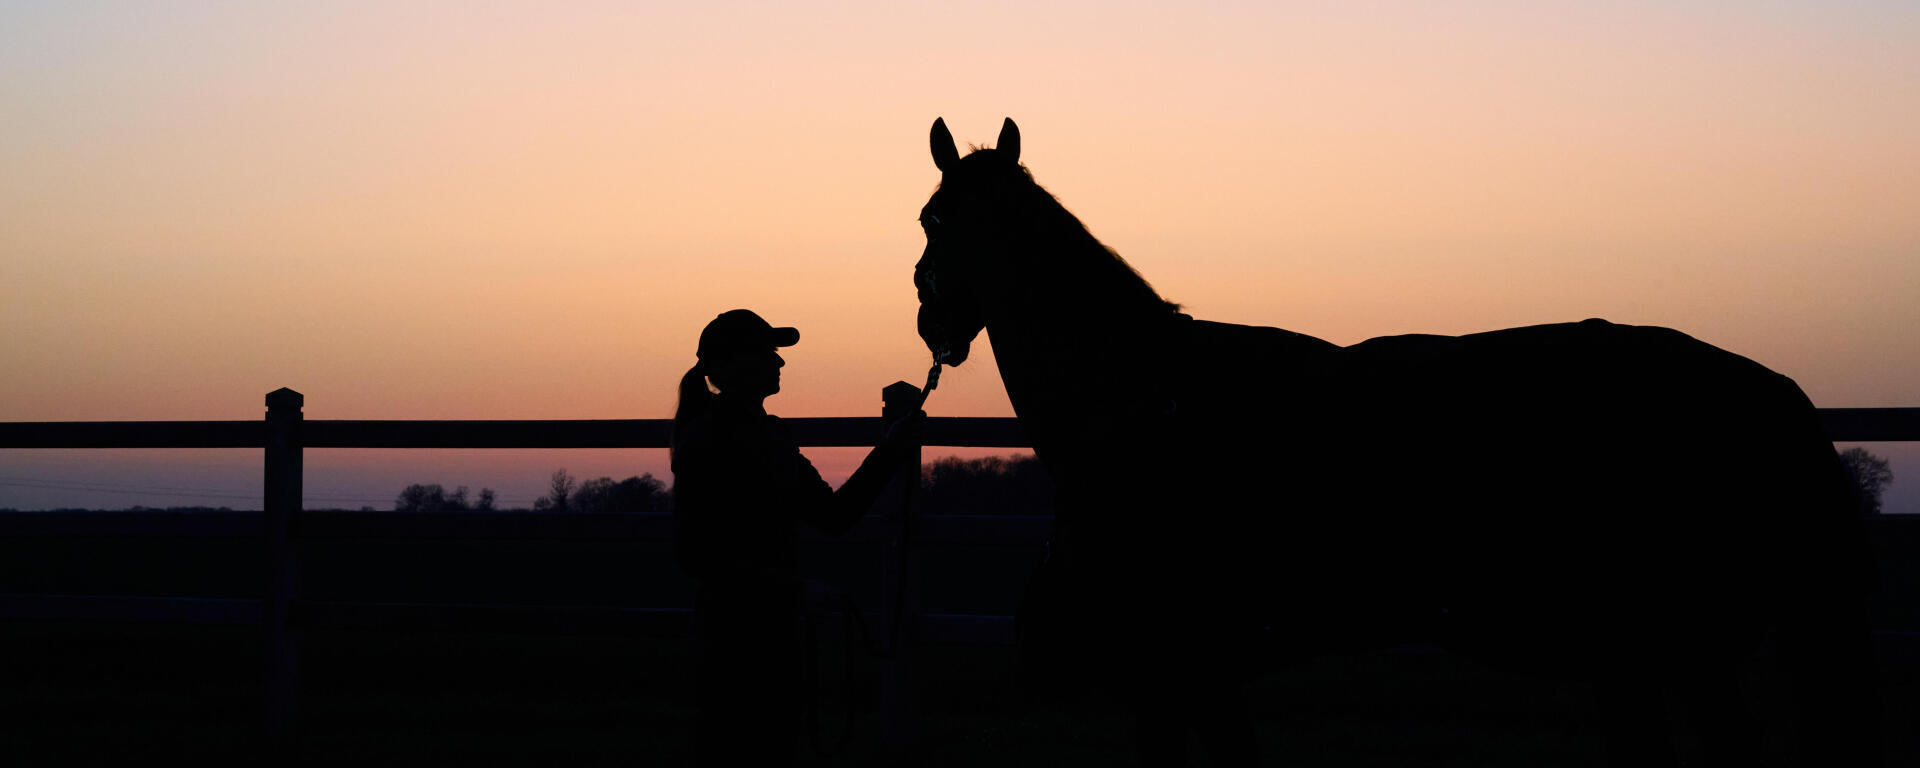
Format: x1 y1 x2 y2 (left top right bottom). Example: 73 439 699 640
3 623 1912 766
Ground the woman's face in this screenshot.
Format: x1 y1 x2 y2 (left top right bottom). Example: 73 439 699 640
709 347 784 399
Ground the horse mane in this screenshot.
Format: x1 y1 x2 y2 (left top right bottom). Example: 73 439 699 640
961 147 1184 318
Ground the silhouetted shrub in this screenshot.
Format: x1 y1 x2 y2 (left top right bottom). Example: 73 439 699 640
394 484 481 513
569 473 671 514
920 454 1054 515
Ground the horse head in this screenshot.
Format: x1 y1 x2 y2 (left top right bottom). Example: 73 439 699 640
916 117 1025 367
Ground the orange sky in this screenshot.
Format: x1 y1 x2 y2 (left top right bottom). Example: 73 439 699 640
2 2 1915 510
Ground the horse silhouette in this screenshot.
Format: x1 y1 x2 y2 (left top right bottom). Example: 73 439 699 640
914 117 1881 766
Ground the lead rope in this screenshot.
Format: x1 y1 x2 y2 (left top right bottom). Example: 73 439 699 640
886 363 940 654
806 363 941 763
804 594 875 761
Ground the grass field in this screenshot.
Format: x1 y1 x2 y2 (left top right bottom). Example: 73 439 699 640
4 514 1917 764
4 622 1912 766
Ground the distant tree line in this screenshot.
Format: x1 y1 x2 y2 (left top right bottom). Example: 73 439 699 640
385 455 1055 516
531 469 671 514
0 447 1887 516
392 484 496 512
380 448 1888 517
393 469 672 514
918 454 1055 516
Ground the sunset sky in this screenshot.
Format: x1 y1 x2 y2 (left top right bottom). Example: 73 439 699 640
2 1 1915 511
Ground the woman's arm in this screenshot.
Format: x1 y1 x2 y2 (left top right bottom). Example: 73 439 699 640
797 410 925 535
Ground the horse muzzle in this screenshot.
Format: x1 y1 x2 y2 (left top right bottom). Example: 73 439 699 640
917 302 973 366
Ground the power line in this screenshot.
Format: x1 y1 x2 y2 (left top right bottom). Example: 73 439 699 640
0 474 262 495
0 474 399 502
0 479 542 506
0 480 261 501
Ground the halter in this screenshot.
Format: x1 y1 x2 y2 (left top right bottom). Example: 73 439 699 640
917 212 945 299
918 209 968 365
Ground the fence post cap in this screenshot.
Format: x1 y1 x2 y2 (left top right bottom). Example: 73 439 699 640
882 380 921 403
265 388 304 410
883 381 922 420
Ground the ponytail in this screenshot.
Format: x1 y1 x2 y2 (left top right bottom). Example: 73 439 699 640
670 361 713 467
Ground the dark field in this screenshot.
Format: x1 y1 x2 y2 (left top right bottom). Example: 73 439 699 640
2 514 1916 765
4 623 1917 766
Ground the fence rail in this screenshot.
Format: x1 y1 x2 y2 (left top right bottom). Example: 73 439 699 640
6 408 1916 449
2 392 1916 749
0 416 1034 449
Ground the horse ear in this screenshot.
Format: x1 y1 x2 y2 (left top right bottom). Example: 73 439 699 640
997 118 1020 164
930 118 959 172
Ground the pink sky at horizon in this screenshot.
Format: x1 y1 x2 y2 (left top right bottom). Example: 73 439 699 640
2 1 1915 510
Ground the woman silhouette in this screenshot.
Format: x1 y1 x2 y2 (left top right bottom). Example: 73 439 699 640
670 309 922 766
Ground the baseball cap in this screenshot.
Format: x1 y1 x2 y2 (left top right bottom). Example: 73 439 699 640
696 309 800 359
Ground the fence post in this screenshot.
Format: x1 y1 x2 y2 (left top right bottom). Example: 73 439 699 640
264 388 303 743
878 382 923 763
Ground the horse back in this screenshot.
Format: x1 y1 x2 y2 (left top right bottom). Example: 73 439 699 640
1342 319 1866 659
1158 317 1862 665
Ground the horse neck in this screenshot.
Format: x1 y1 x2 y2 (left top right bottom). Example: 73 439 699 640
981 258 1177 476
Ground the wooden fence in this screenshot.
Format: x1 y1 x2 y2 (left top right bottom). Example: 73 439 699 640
1 387 1916 753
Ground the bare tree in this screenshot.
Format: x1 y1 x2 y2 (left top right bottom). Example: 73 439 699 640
1839 447 1894 514
541 469 577 512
